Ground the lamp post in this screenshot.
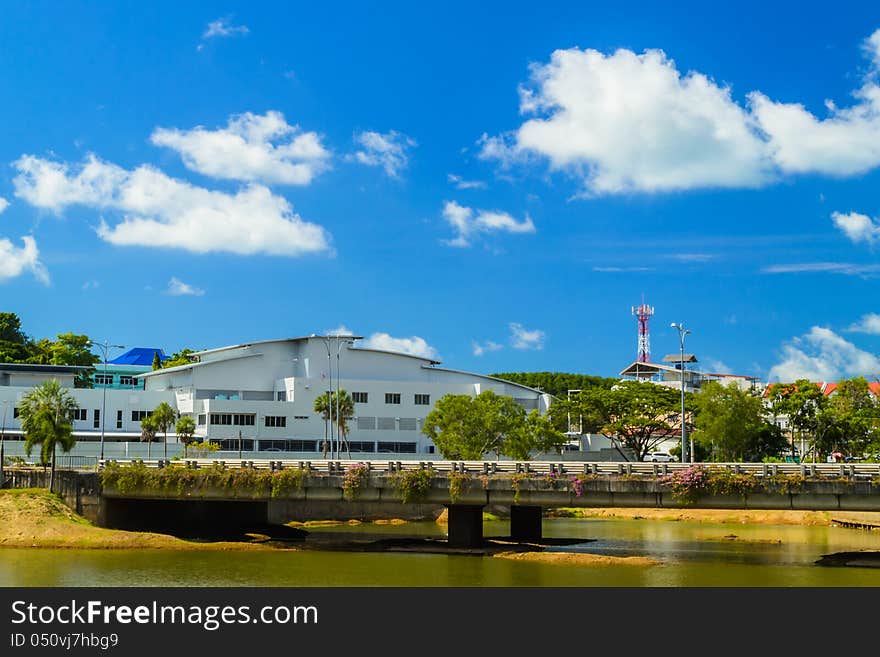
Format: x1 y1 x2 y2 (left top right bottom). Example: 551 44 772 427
90 341 125 461
670 323 691 464
335 337 354 459
319 337 334 459
0 400 8 488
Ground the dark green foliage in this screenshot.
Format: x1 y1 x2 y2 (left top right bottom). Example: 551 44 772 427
489 372 618 398
390 468 434 503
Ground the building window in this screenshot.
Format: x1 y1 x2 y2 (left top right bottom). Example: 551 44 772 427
293 415 309 420
131 410 152 422
197 414 206 426
276 391 287 402
119 376 136 386
346 441 376 453
357 417 377 430
93 409 100 429
398 418 418 431
210 413 232 426
258 439 317 452
116 410 123 429
414 394 430 405
352 392 368 404
265 415 287 428
210 438 255 451
378 417 396 430
377 441 417 454
94 374 113 386
385 393 401 404
70 408 87 421
13 407 20 418
233 413 255 426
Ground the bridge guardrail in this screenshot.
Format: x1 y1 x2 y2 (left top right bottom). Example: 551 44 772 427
96 458 880 479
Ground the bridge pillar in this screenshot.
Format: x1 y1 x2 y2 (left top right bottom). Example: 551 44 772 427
446 505 484 548
510 505 542 542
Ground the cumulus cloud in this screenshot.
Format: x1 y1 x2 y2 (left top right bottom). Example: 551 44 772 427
203 18 249 39
768 326 880 382
325 325 355 336
150 111 330 185
509 322 545 350
448 174 487 190
0 197 8 213
360 332 439 360
13 154 331 257
350 130 416 177
832 211 880 245
0 235 49 284
846 313 880 334
480 28 880 194
472 340 503 357
442 200 535 247
167 277 205 296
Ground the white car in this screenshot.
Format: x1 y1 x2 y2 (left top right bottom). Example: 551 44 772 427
643 451 676 462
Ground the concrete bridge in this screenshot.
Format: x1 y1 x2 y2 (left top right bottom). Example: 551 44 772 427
6 459 880 547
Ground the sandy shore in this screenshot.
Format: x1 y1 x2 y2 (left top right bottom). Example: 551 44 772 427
548 507 880 526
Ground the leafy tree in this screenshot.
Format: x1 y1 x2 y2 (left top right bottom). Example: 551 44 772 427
564 381 683 461
769 380 827 461
693 381 786 462
151 402 177 459
0 312 27 344
159 349 197 369
489 371 618 398
18 379 78 493
313 390 355 458
152 351 161 370
813 377 880 459
422 390 566 460
139 414 157 459
175 416 197 457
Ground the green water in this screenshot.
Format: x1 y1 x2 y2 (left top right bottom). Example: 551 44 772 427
2 518 880 587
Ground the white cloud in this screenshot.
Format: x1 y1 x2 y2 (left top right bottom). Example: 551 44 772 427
203 18 249 39
442 200 535 247
151 111 331 185
0 235 49 284
480 29 880 194
769 327 880 382
360 332 439 360
509 322 545 350
167 277 205 296
325 325 354 336
472 340 503 357
0 197 8 213
832 211 880 245
13 154 332 257
703 358 732 374
448 174 487 190
846 313 880 334
592 266 654 272
82 279 99 290
761 262 880 276
670 253 714 263
350 130 416 177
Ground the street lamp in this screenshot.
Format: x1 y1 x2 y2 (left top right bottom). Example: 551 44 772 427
89 341 125 461
335 337 354 459
0 400 8 488
318 337 334 459
670 323 691 464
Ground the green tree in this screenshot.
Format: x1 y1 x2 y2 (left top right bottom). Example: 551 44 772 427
568 381 683 461
175 416 197 457
159 349 197 369
813 377 879 459
769 380 826 461
489 371 618 398
0 312 27 344
18 379 78 493
152 351 161 370
693 381 786 462
313 390 355 458
422 390 566 460
139 414 157 459
151 402 177 459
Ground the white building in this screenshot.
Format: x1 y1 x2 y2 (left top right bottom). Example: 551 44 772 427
0 335 552 458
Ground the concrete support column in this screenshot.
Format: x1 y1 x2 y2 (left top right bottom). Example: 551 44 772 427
510 505 542 542
446 504 484 548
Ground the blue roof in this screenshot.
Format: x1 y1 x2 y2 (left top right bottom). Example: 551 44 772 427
108 347 168 366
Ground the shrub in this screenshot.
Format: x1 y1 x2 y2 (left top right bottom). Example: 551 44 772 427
342 463 370 501
390 468 434 504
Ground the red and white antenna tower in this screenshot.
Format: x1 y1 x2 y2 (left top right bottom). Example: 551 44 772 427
632 297 654 363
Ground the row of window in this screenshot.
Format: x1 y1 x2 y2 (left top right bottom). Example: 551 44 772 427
210 413 256 426
92 375 139 386
349 392 430 405
254 440 419 453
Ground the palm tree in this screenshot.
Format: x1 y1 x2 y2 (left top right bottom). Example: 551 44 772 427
314 392 333 458
18 379 78 493
175 416 196 457
313 390 355 459
151 402 177 458
140 414 157 459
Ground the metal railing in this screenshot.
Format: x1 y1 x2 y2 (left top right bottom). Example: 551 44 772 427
97 459 880 480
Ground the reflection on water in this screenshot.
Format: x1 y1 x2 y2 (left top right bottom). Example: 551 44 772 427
2 518 880 587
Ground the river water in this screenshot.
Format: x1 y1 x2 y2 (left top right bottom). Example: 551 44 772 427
2 518 880 587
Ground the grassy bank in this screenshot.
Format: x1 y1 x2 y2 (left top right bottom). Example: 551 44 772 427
0 489 278 550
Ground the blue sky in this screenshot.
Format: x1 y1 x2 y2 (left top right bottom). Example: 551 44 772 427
4 1 880 383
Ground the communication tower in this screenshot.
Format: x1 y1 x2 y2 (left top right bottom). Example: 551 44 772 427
632 299 654 363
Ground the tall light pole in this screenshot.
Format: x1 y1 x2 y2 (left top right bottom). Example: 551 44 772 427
335 337 354 459
90 341 125 461
319 337 334 458
670 323 691 463
0 400 8 488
